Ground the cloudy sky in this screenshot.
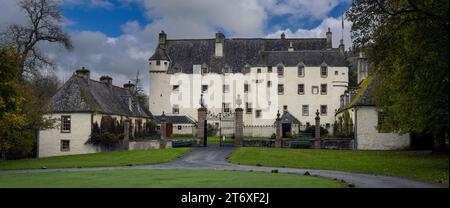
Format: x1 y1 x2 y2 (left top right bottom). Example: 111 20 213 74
0 0 352 93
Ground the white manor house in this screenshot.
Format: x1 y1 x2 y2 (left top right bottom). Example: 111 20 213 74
36 28 411 158
149 29 348 137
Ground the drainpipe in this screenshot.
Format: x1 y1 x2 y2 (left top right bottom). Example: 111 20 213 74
354 106 358 150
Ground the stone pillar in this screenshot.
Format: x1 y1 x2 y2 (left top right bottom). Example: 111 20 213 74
196 107 207 145
314 110 321 148
234 108 243 146
123 119 130 150
275 111 282 148
160 112 167 140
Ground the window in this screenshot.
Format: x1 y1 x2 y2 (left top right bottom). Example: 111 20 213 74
306 122 310 127
223 84 230 93
298 66 305 77
178 125 182 130
61 116 71 133
256 110 262 118
257 68 261 73
172 105 179 114
278 84 284 95
320 105 327 115
156 60 161 65
283 105 288 111
223 103 230 113
156 125 160 130
321 66 328 77
268 66 273 73
267 81 272 87
164 62 168 66
246 102 253 114
244 84 249 93
277 66 284 77
321 84 327 95
202 67 208 74
311 86 319 94
335 70 338 75
302 105 309 116
202 85 208 93
60 140 70 152
378 111 386 127
298 84 305 95
172 85 180 92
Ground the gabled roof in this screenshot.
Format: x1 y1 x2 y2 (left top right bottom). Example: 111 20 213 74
336 75 377 114
153 115 196 124
50 75 152 118
279 110 301 124
151 38 347 74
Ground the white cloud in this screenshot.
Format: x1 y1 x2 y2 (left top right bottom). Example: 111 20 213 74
266 15 352 49
1 0 353 96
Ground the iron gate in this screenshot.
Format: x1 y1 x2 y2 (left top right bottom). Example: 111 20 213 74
206 110 235 146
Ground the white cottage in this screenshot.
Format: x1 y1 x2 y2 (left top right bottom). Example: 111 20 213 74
335 53 410 150
38 68 152 158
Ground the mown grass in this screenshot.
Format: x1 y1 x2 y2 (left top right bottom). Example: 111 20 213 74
0 148 191 170
0 169 344 188
229 148 449 185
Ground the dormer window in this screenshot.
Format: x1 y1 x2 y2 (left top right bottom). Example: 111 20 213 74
268 66 273 73
321 66 328 77
277 66 284 77
298 66 305 77
202 67 208 74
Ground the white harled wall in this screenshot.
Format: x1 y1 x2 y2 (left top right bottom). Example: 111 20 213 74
149 60 348 136
39 113 96 158
356 106 410 150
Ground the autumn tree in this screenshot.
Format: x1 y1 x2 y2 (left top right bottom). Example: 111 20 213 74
347 0 449 151
0 0 72 80
0 46 28 159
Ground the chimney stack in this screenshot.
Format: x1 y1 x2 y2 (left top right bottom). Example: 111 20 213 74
100 75 113 88
75 67 90 81
215 32 225 57
123 81 136 93
158 30 167 49
326 28 332 49
338 39 345 55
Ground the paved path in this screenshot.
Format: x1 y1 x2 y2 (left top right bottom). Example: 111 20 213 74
0 145 446 188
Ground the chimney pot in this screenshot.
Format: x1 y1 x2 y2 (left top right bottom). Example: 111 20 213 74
75 67 90 80
100 75 113 87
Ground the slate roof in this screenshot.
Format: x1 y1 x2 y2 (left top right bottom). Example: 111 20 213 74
50 75 152 118
279 110 301 124
336 75 377 114
153 115 196 124
150 37 347 74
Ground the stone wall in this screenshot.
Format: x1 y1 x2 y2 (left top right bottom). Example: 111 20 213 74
128 140 172 150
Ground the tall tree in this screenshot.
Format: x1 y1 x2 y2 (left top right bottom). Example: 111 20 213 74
0 0 72 80
0 46 28 159
347 0 449 151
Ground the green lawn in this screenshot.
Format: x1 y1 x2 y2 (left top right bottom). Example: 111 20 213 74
229 148 449 185
0 169 344 188
0 148 191 170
